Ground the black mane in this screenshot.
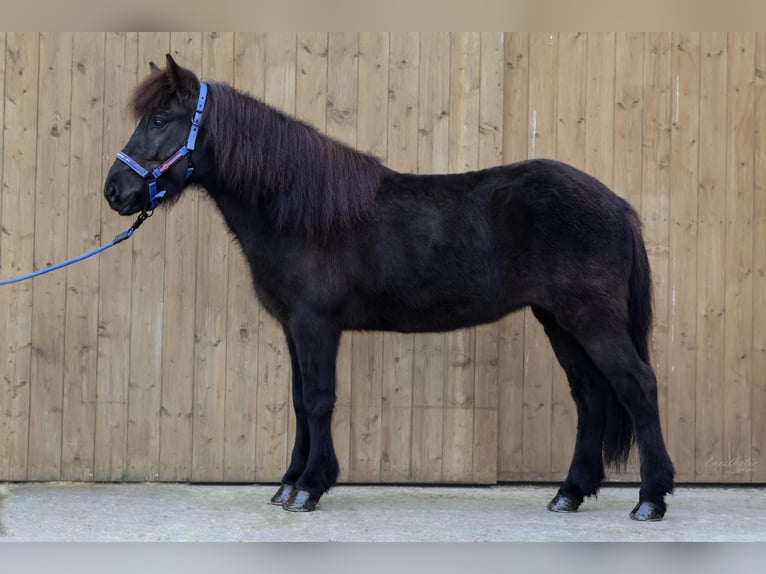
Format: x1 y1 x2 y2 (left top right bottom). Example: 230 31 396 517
131 71 388 238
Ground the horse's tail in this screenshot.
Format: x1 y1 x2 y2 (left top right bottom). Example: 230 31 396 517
602 209 650 468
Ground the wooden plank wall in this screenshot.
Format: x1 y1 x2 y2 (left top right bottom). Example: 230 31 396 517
0 33 763 484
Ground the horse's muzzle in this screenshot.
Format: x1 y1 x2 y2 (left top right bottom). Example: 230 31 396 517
104 173 145 216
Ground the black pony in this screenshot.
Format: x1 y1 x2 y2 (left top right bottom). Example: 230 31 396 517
104 55 674 520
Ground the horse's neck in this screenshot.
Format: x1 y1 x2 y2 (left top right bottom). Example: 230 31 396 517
200 86 385 239
204 186 261 243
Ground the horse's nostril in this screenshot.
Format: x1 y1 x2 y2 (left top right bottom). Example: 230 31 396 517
105 183 118 202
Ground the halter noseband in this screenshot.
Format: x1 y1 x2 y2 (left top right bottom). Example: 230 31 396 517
116 82 209 211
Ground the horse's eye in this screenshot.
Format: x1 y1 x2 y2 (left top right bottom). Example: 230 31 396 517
151 116 167 128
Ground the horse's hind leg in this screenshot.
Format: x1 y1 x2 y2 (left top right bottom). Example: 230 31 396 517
532 307 607 513
571 327 674 520
270 333 310 506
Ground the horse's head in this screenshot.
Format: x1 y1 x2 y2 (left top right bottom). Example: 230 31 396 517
104 54 206 215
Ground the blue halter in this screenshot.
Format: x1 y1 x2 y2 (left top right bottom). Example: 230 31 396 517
116 82 208 210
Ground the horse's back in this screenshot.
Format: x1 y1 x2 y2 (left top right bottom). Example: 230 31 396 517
377 158 636 273
358 159 639 332
488 159 636 260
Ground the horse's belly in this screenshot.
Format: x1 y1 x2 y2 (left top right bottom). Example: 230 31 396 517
358 292 522 333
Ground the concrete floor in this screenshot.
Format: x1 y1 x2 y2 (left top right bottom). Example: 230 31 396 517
0 482 763 542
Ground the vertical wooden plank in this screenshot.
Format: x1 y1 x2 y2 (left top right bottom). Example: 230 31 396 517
296 33 328 128
667 32 700 482
695 32 728 482
497 32 529 481
752 32 766 483
550 31 586 479
349 32 388 483
0 32 6 478
0 31 4 256
191 32 234 482
0 31 4 248
552 32 587 478
223 32 265 482
443 32 480 482
614 34 645 216
380 32 418 483
26 33 72 480
522 32 557 481
292 31 328 478
254 33 296 483
473 31 503 484
157 32 202 482
122 32 169 481
613 33 646 480
640 33 672 473
724 32 755 482
0 32 38 480
411 32 450 481
95 32 138 481
61 32 105 481
614 33 646 480
325 32 359 482
357 33 389 160
612 34 646 482
584 48 616 478
586 33 616 187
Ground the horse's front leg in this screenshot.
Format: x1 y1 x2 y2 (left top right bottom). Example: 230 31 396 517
270 332 310 506
280 312 341 512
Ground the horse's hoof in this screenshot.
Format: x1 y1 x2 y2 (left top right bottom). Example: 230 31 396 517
547 493 581 513
270 484 295 506
283 488 321 512
630 501 665 521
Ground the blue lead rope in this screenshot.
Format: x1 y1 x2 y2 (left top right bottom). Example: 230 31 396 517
0 211 150 286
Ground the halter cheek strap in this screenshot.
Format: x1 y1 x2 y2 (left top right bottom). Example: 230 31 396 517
116 82 208 210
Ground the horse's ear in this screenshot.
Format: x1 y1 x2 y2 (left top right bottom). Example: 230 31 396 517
165 53 180 73
164 53 199 101
149 61 160 73
165 53 183 87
